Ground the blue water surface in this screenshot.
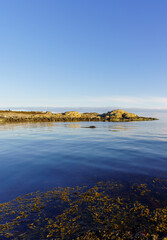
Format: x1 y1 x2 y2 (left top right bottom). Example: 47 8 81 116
0 109 167 202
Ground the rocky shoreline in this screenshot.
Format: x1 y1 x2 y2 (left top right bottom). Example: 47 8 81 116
0 109 158 123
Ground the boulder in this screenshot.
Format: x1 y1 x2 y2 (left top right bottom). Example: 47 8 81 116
45 111 53 115
64 111 82 118
123 112 137 118
103 109 138 120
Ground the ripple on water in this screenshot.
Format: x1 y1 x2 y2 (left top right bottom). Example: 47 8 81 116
0 112 167 202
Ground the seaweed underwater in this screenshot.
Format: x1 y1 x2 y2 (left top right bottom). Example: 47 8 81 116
0 179 167 240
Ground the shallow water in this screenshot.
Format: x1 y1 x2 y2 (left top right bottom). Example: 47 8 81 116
0 109 167 202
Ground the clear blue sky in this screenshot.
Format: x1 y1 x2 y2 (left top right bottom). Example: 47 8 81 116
0 0 167 108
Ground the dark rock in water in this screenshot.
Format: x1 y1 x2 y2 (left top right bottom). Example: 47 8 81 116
83 125 96 128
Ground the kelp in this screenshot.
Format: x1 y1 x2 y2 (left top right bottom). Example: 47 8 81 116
0 179 167 239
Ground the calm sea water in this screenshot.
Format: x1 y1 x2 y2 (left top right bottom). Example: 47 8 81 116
0 109 167 202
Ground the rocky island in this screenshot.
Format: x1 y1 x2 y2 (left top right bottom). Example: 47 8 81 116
0 109 158 123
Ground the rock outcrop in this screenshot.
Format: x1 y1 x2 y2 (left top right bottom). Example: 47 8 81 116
63 111 82 118
102 109 138 121
0 109 158 123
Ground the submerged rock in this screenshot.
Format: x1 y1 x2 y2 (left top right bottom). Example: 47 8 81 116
83 125 96 128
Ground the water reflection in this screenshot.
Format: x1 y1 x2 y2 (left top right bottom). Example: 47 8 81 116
108 124 136 132
64 123 81 128
0 122 83 131
0 113 167 203
0 122 55 131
